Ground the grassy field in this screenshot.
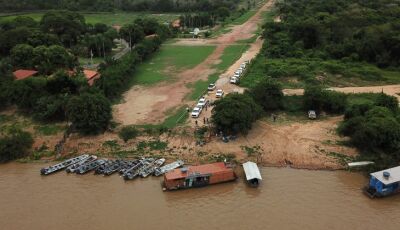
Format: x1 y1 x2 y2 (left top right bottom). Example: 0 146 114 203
240 57 400 89
0 12 179 25
131 45 216 85
187 44 249 100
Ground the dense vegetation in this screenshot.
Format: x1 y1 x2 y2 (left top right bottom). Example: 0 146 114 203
0 0 248 12
339 94 400 169
265 0 400 67
0 11 171 136
0 127 33 162
211 93 262 135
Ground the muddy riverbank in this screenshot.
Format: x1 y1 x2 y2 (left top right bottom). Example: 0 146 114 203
1 162 399 230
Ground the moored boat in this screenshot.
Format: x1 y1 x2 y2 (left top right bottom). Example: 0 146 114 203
40 155 89 175
364 166 400 198
122 159 146 180
163 162 236 191
154 160 184 176
66 155 97 173
242 161 262 187
140 158 165 178
76 159 107 174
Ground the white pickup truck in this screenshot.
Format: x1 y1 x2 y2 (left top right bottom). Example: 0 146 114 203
230 76 239 84
191 106 203 118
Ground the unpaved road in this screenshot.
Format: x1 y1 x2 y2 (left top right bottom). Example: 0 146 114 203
284 85 400 100
113 0 274 125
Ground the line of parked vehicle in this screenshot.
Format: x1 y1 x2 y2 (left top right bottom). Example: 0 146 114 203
230 61 249 84
191 60 250 119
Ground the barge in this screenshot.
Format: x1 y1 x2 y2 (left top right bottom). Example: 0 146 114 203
163 162 236 191
364 166 400 198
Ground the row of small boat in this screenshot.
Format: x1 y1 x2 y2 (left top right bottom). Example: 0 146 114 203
40 154 184 178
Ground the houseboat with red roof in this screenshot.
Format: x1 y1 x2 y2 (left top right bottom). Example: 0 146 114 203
163 162 236 190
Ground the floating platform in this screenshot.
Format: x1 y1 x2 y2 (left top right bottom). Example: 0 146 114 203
163 162 236 190
364 166 400 198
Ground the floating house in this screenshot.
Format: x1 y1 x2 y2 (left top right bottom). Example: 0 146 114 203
242 161 262 187
364 166 400 198
163 162 236 190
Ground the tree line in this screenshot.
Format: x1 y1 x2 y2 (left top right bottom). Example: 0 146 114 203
0 0 241 12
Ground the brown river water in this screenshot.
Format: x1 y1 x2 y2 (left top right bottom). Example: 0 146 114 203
0 163 399 230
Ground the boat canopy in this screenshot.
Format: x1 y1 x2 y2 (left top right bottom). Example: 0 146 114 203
242 161 262 181
370 166 400 185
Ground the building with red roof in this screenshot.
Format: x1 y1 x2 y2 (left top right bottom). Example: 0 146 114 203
13 69 38 80
83 69 101 86
163 162 236 190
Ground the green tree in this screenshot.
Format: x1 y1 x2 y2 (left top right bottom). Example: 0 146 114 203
119 23 145 48
247 78 283 111
119 126 139 142
0 128 33 162
10 44 34 68
66 93 112 134
212 93 262 135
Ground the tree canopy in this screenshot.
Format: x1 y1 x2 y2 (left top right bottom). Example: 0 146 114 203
212 93 262 135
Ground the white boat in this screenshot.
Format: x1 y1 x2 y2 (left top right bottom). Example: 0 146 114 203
348 161 375 167
140 158 165 178
66 155 97 173
242 161 262 187
154 160 184 176
40 155 89 175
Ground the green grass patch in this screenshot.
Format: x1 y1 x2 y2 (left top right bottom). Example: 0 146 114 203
137 105 189 129
0 12 179 26
188 74 219 100
240 56 400 89
131 45 216 85
34 124 65 136
232 10 257 25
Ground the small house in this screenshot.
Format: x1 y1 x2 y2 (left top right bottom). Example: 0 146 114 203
364 166 400 198
163 162 236 190
83 70 101 86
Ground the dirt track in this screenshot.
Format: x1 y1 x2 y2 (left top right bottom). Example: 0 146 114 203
113 0 274 125
283 85 400 100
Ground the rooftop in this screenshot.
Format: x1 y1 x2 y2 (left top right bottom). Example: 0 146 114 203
83 70 99 80
242 161 262 181
165 162 232 180
13 69 38 80
371 166 400 185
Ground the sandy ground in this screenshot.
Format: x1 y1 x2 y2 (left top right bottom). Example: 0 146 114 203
199 116 357 169
113 0 275 125
62 116 356 170
284 84 400 100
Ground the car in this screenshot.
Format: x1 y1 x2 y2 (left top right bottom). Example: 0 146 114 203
191 106 202 118
216 89 224 98
235 69 243 75
240 63 246 69
308 110 317 119
234 72 241 78
208 83 216 91
197 97 208 108
230 76 239 84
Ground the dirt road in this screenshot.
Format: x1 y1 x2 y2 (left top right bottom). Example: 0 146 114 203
113 0 274 125
283 85 400 100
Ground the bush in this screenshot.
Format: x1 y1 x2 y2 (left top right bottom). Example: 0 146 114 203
212 93 262 135
66 93 112 134
303 84 347 113
247 78 284 111
374 93 398 113
0 128 33 162
118 126 139 142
